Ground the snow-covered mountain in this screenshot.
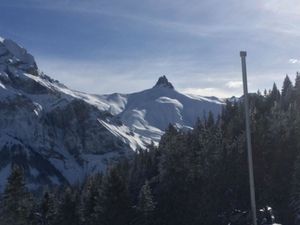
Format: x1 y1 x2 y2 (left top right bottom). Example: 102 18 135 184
0 37 224 190
98 76 224 146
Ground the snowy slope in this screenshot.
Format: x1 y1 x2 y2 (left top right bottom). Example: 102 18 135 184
0 37 131 190
97 76 224 146
0 37 224 189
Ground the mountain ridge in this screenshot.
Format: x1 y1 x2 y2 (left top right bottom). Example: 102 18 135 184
0 36 225 189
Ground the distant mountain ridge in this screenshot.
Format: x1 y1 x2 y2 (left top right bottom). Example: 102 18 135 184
0 37 224 190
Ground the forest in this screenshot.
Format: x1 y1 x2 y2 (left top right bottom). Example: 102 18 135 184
1 74 300 225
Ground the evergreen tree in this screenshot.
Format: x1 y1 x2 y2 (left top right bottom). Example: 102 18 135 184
157 126 194 225
294 72 300 108
270 83 280 103
81 173 103 225
129 144 160 204
101 167 133 225
135 180 155 225
281 75 293 110
206 111 215 128
38 192 57 225
0 166 33 225
55 187 81 225
290 153 300 225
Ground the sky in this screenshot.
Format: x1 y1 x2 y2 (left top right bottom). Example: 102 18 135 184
0 0 300 97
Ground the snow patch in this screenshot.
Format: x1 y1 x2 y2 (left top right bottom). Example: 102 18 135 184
0 82 6 89
185 94 225 104
99 119 145 150
156 96 183 109
33 102 43 116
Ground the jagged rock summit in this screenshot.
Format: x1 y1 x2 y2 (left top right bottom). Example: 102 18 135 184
153 75 174 89
0 36 38 75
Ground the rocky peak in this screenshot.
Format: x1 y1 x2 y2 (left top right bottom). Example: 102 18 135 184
153 75 174 89
0 36 38 75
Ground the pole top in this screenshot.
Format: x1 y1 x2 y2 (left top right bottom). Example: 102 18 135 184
240 51 247 57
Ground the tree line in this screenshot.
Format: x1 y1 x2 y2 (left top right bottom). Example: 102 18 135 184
1 74 300 225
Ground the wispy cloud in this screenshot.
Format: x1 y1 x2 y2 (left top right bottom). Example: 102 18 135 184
289 58 300 64
226 81 243 88
262 0 300 15
181 87 238 98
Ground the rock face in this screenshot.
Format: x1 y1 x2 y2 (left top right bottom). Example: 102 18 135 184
153 75 174 89
0 38 38 75
0 37 225 190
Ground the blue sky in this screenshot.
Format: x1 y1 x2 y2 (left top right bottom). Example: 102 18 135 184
1 0 300 97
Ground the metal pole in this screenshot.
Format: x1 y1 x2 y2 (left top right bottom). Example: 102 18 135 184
240 51 258 225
